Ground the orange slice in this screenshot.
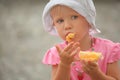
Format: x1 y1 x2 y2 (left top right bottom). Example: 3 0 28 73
66 33 75 42
79 51 102 62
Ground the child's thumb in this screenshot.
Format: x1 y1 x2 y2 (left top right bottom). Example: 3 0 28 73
74 57 80 62
55 45 62 55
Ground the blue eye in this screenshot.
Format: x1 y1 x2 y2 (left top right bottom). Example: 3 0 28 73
71 15 78 20
56 19 64 24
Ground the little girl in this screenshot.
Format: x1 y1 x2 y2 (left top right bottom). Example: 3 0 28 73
42 0 120 80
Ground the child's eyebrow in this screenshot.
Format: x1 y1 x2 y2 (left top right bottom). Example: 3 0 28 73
53 16 63 20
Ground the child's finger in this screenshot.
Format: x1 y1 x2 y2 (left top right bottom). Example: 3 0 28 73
70 47 80 57
82 65 90 74
64 42 74 52
67 42 80 54
81 60 90 68
73 56 80 62
88 61 98 67
55 45 62 54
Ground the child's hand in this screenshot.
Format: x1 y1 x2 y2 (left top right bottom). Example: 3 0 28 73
81 60 101 78
56 42 80 66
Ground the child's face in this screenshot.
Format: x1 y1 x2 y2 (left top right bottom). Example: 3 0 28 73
50 5 90 42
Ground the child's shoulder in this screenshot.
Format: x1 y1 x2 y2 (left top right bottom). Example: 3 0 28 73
95 37 119 46
95 37 120 52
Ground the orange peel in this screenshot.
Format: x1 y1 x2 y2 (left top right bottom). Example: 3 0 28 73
66 33 75 42
79 51 102 62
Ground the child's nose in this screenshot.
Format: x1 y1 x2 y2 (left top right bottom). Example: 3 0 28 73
64 21 72 30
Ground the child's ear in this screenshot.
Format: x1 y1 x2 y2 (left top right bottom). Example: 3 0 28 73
88 23 91 29
52 22 55 26
52 20 56 27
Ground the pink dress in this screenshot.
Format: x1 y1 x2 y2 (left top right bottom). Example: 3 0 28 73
42 37 120 80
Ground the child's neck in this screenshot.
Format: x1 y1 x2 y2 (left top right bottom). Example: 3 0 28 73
79 35 92 51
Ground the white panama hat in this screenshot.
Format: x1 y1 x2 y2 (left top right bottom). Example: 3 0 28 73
42 0 100 35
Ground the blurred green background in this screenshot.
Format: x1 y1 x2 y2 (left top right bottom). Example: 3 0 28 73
0 0 120 80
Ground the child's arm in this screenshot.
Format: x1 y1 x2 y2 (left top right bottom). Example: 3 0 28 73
51 42 80 80
51 63 71 80
82 61 120 80
106 61 120 80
